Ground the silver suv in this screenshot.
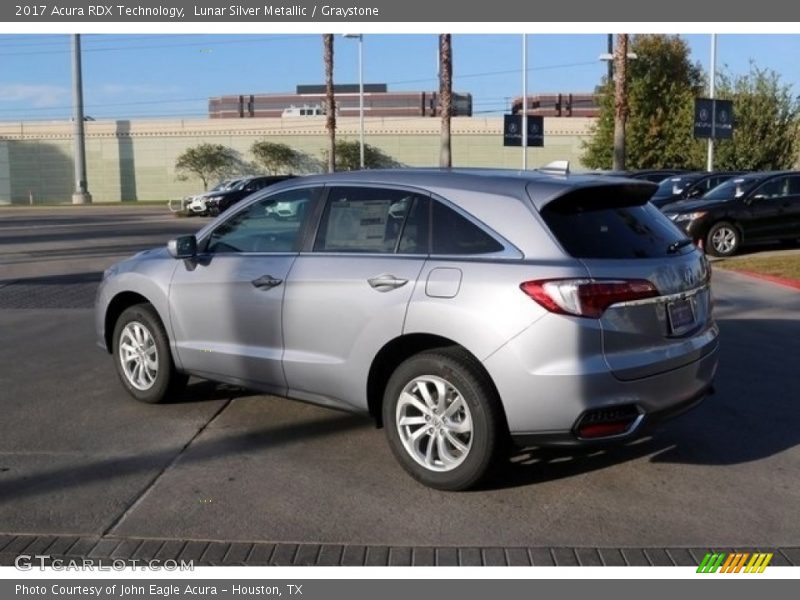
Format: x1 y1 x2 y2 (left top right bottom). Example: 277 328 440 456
96 169 719 490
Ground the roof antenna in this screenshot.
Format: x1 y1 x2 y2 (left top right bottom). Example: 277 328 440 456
539 160 570 175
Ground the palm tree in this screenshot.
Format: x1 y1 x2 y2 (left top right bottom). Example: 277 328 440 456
323 34 336 172
438 34 452 168
613 33 629 171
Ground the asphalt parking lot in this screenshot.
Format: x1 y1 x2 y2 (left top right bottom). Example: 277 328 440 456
1 206 799 564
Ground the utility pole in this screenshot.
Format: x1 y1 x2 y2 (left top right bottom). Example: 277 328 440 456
706 33 717 172
607 33 613 81
522 34 528 170
71 34 91 204
612 33 629 171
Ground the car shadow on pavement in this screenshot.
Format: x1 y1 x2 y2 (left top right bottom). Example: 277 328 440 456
168 380 258 404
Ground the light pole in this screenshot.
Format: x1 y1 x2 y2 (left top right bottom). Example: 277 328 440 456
71 34 92 204
522 34 527 170
707 33 717 172
343 34 365 169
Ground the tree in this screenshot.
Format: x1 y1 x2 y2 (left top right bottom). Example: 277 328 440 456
612 33 629 170
174 143 238 190
327 140 400 171
583 34 705 170
323 34 336 173
251 141 299 175
714 65 800 170
438 34 453 168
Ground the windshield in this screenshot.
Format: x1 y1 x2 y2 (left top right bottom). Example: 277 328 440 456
703 177 761 201
655 176 699 196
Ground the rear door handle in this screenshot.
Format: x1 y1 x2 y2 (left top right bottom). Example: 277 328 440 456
367 274 409 292
251 274 283 289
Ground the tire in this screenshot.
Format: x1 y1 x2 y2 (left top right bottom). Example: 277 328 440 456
112 303 188 404
382 348 504 491
706 221 741 257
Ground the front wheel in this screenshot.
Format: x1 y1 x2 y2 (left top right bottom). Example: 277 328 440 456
112 304 187 404
382 348 503 491
706 221 741 257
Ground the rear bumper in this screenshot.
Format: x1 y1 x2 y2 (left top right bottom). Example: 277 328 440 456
483 312 719 442
510 382 713 448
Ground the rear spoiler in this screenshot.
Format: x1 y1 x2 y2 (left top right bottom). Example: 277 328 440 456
527 180 658 212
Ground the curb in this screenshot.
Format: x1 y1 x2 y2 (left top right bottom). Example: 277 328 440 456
725 269 800 291
0 534 798 567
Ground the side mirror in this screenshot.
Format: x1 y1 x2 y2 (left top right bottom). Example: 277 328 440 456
167 235 197 259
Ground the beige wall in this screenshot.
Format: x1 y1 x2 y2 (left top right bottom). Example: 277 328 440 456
0 116 595 204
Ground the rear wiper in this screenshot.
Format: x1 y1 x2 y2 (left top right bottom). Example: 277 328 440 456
667 238 694 254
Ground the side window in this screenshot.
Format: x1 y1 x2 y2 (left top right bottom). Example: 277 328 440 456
431 200 504 255
314 187 427 254
788 176 800 195
754 177 788 200
206 188 319 254
398 196 429 254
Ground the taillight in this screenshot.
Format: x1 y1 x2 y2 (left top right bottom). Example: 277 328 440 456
520 278 659 318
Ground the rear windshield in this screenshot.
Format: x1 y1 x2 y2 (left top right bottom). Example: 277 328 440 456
540 187 687 259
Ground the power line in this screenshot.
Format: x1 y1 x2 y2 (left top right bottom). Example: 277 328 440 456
0 34 317 57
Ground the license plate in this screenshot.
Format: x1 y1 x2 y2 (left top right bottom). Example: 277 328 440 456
667 298 695 333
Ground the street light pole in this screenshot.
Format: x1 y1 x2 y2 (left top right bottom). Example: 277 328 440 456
71 34 91 204
343 33 365 169
707 33 717 172
522 33 527 170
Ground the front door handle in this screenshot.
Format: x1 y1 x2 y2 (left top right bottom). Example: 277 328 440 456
367 274 409 292
252 274 283 289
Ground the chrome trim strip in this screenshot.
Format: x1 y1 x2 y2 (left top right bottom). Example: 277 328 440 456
612 283 709 308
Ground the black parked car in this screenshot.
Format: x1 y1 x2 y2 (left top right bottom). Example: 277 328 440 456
205 175 295 215
595 169 690 183
650 172 745 209
662 172 800 256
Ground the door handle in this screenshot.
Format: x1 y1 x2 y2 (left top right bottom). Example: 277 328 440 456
367 274 409 292
251 274 283 289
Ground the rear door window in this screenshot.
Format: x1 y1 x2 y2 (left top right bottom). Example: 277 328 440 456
540 186 686 259
314 187 426 254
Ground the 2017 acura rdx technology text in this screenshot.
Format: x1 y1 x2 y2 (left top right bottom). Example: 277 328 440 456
95 168 719 490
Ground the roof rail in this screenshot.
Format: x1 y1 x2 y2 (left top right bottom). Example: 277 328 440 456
539 160 570 175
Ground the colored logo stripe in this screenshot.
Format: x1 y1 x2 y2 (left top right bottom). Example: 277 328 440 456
697 552 773 573
745 553 773 573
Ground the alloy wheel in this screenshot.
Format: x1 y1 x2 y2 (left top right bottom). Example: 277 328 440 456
395 375 473 472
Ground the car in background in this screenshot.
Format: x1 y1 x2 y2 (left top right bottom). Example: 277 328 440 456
595 169 690 183
96 168 718 490
662 171 800 256
650 172 745 209
204 175 295 215
186 178 244 216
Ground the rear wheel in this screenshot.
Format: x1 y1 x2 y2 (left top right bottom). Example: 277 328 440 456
706 221 741 257
382 348 503 491
112 304 187 404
